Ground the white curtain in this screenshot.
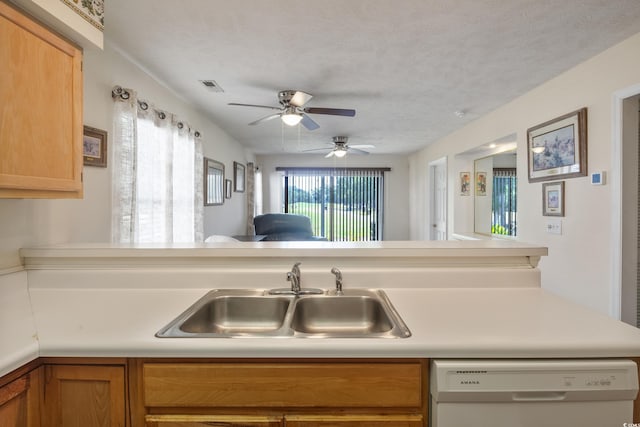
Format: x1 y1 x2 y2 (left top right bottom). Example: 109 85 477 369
245 162 256 234
111 86 203 243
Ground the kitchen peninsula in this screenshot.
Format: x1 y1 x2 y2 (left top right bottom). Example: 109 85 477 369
2 241 640 426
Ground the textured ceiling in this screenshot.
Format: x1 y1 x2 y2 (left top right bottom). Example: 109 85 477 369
105 0 640 155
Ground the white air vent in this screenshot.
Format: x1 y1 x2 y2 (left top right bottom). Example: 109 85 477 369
199 80 224 92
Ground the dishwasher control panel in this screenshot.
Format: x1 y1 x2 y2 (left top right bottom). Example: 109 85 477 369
431 359 639 400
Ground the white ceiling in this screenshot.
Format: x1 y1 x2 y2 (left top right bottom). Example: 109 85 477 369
105 0 640 156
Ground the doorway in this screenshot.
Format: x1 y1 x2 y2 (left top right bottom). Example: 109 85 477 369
429 157 447 240
615 86 640 326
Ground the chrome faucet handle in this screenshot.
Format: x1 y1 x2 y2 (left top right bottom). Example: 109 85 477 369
288 262 302 293
286 272 298 292
292 262 301 278
331 267 343 295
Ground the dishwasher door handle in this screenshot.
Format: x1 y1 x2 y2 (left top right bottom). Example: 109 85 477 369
512 391 567 401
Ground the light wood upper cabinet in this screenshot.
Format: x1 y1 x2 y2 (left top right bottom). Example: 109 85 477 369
0 1 83 198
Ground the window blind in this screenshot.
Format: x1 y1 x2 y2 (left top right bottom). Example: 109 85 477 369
492 168 517 236
277 167 389 241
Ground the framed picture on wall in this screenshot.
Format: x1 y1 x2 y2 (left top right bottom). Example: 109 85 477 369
542 181 565 216
83 126 107 167
527 108 587 182
476 171 487 196
234 161 245 192
460 172 471 196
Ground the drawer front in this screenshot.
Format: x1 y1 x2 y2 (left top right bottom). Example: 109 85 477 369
145 414 282 427
143 362 422 408
284 414 424 426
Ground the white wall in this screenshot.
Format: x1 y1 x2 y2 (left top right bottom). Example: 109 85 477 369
0 42 251 270
256 153 411 240
409 31 640 316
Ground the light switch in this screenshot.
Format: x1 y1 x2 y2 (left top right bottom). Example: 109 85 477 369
546 218 562 235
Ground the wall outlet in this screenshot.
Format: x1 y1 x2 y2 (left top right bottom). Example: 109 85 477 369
546 218 562 235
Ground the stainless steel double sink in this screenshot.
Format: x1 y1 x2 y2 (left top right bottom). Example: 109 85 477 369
156 289 411 338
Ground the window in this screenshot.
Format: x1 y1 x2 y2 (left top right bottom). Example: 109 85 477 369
111 87 203 243
277 167 389 241
492 168 517 236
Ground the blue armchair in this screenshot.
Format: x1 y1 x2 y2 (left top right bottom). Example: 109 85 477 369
253 213 327 241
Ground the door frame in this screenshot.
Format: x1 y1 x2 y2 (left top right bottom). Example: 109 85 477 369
611 83 640 321
428 156 448 240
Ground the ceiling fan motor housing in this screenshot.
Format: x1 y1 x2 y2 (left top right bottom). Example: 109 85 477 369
278 90 297 106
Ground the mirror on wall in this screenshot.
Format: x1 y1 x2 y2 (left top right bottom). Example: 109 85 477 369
204 158 225 206
474 149 517 236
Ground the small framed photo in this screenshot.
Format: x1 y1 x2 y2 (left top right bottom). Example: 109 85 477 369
234 161 245 192
460 172 471 196
476 171 487 196
225 179 232 199
527 108 587 183
83 126 107 167
542 181 565 216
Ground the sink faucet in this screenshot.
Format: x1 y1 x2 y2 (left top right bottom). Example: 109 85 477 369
331 267 343 295
287 262 302 294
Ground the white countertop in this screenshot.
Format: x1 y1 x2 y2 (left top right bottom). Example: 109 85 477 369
3 241 639 378
0 271 38 376
26 286 640 360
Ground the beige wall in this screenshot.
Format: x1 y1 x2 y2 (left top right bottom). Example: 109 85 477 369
409 31 640 317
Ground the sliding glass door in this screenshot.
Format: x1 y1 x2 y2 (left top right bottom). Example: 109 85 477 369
278 168 388 241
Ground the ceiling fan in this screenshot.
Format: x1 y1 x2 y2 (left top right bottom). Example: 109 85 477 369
303 136 375 158
228 90 355 131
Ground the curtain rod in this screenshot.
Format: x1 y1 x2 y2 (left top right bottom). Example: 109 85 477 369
111 85 201 137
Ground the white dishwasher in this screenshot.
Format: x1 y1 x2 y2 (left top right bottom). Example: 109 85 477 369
430 359 638 427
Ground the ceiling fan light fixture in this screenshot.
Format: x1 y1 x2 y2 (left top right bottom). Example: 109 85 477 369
334 147 348 158
281 107 302 126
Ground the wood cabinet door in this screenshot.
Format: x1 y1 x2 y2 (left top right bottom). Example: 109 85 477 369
0 367 42 427
145 415 283 427
0 1 83 198
284 414 424 427
43 365 125 427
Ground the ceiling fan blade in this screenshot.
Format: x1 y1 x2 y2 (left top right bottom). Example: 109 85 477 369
248 113 281 126
349 147 370 155
228 102 281 111
289 91 313 107
300 114 320 131
324 151 336 158
304 107 356 117
301 147 332 153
